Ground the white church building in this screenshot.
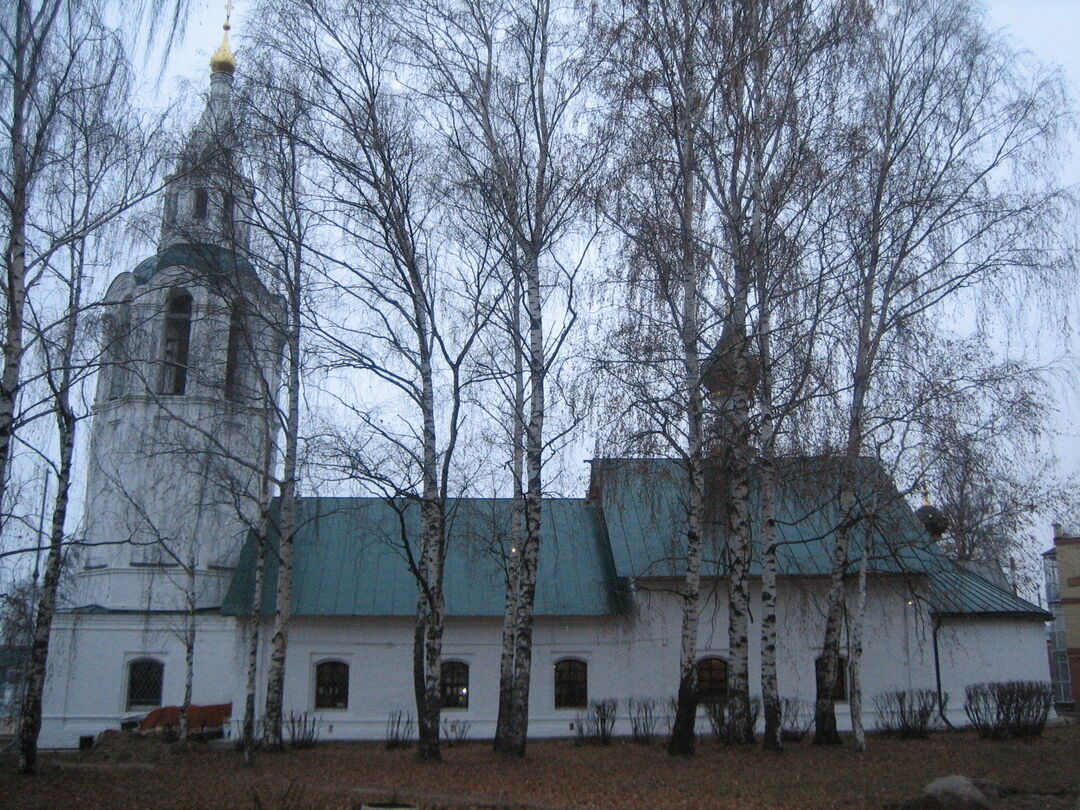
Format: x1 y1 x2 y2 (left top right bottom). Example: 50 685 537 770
38 42 1052 750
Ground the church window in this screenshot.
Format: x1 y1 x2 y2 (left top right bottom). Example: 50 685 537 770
222 192 234 232
815 654 849 703
103 302 132 400
161 291 192 395
194 188 208 219
695 656 728 705
314 660 349 709
554 658 587 709
126 658 164 709
224 304 246 401
440 661 469 709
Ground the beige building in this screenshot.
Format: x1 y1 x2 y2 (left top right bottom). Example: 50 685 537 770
1047 525 1080 707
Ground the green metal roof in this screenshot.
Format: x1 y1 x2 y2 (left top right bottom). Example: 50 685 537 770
221 458 1040 621
593 457 940 579
132 242 256 286
222 497 626 617
927 564 1051 620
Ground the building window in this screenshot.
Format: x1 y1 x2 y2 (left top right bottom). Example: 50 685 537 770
126 658 164 710
695 656 728 704
194 188 208 219
103 302 132 400
554 658 587 709
161 291 192 395
314 660 349 709
815 654 848 702
1051 652 1072 704
222 192 234 231
223 304 246 401
440 661 469 709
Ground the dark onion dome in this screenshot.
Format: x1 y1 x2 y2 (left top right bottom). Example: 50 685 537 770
702 319 761 399
916 503 949 538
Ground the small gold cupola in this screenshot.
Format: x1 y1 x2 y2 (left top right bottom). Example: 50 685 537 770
210 2 236 75
210 27 236 74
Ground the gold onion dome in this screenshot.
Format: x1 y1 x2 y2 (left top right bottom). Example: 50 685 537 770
210 25 236 74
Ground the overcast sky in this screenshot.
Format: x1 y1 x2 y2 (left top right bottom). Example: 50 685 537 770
157 0 1080 551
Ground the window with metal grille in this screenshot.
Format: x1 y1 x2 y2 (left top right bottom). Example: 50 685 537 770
161 291 192 395
695 656 728 704
815 654 848 702
126 659 164 709
554 658 587 709
440 661 469 709
314 660 349 709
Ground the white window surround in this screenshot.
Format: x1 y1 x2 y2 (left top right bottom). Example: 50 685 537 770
440 659 471 712
310 654 352 713
122 653 166 713
551 653 590 711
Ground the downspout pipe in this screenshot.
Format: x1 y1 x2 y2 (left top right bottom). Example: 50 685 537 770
932 616 956 730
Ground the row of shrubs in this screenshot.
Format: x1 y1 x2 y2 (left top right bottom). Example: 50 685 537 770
580 680 1054 745
280 680 1054 749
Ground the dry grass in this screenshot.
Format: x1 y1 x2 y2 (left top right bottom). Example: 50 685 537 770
2 725 1078 809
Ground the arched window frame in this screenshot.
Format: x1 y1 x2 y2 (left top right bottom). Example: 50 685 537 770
160 289 193 395
126 657 164 710
440 660 469 710
553 657 588 709
695 656 728 705
313 659 349 710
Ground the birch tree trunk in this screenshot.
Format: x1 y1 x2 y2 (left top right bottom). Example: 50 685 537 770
757 310 781 751
16 407 72 774
242 427 274 763
0 0 62 523
849 544 870 752
668 48 706 752
179 561 196 742
17 237 83 773
503 243 545 757
494 281 525 751
263 246 303 750
413 278 446 763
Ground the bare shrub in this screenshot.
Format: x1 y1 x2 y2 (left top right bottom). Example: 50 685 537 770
440 718 471 747
590 699 618 744
705 697 761 743
285 712 319 749
779 698 813 742
663 696 679 735
964 681 1053 739
874 689 938 738
384 710 414 749
575 699 618 745
628 698 659 744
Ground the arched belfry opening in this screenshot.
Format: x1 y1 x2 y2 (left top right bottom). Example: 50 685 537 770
161 289 193 395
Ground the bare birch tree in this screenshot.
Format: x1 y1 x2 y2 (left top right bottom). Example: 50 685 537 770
247 0 503 760
591 0 716 757
15 28 156 769
812 0 1071 744
1 1 161 528
401 0 603 757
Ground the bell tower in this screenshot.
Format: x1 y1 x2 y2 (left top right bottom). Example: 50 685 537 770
74 25 282 612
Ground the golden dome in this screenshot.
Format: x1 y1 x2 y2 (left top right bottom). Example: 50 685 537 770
210 25 236 75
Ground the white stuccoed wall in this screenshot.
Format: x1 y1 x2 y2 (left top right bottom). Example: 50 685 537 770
138 575 1041 746
38 613 242 749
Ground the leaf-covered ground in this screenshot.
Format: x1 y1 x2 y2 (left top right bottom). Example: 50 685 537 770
2 725 1078 809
